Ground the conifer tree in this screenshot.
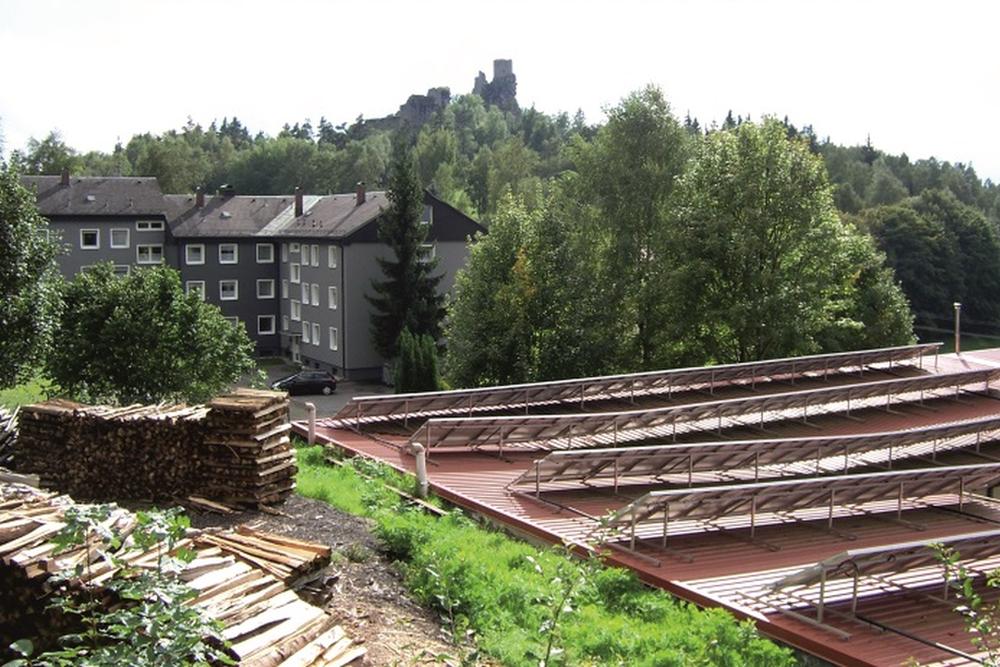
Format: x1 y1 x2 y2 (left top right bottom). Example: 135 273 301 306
368 137 445 359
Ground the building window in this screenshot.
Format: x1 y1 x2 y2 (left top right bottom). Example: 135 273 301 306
290 242 300 254
418 243 436 263
291 300 301 321
224 316 239 327
312 322 320 346
290 263 300 284
257 315 276 335
281 279 288 299
328 327 339 351
310 244 319 267
256 243 274 263
185 244 205 265
300 282 308 304
282 315 289 331
328 245 338 268
186 281 206 300
256 279 275 299
110 228 129 249
113 265 130 277
136 244 163 264
310 283 319 306
281 243 288 262
302 320 310 344
136 220 164 232
219 243 239 264
80 229 99 250
219 279 238 301
328 286 338 309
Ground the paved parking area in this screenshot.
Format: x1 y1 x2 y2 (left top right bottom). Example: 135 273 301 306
260 363 392 421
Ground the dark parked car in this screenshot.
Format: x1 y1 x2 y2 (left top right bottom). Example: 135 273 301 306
270 370 338 395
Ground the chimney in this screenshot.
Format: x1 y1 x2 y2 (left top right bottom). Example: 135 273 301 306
60 167 70 186
294 187 303 217
219 184 235 198
195 187 205 208
355 181 366 207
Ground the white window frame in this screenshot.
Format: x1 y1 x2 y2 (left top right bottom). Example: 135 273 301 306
80 229 100 250
112 265 130 277
282 315 289 331
256 243 274 263
290 242 300 254
257 315 276 335
136 244 163 264
302 320 310 344
327 245 338 268
328 286 338 310
135 220 164 232
290 300 301 321
110 228 130 249
256 279 275 299
418 243 436 263
310 283 319 306
312 322 320 346
186 280 206 300
281 279 288 299
310 244 319 267
300 282 309 304
224 316 239 327
219 243 239 264
290 263 300 284
328 327 339 351
219 279 239 301
281 243 288 262
185 243 205 265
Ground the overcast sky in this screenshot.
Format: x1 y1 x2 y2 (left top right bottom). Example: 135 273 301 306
1 0 997 181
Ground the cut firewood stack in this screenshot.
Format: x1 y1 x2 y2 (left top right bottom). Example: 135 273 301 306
12 390 295 508
0 407 17 466
202 389 297 507
0 482 364 666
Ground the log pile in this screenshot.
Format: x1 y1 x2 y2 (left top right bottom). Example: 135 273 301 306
202 389 297 507
0 407 17 466
12 390 296 508
0 483 364 666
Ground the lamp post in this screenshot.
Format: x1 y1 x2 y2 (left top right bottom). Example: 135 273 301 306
954 302 962 355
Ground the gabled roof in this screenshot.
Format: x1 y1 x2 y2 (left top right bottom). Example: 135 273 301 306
166 194 294 238
21 176 165 217
263 192 390 239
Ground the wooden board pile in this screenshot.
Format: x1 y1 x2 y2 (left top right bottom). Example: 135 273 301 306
0 482 365 666
0 407 17 466
12 390 296 508
14 399 207 501
202 389 297 507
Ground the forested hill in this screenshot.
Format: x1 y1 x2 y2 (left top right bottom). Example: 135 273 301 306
9 89 1000 335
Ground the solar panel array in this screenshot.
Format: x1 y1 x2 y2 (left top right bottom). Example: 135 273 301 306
332 343 940 426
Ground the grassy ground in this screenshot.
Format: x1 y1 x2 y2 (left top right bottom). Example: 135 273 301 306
0 377 52 410
295 444 796 667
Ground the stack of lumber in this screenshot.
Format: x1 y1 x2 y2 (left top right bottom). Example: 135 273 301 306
14 400 207 501
0 407 17 466
11 390 295 508
0 483 364 666
201 389 297 507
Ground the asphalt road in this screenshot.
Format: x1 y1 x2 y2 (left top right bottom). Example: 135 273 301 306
261 363 392 421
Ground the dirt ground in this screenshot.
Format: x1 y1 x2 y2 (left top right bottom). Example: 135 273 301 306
189 495 482 666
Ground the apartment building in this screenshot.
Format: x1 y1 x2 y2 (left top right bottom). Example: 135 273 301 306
23 172 484 379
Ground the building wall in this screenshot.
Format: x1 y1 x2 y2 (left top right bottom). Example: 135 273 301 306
48 216 168 277
176 238 281 355
284 240 345 373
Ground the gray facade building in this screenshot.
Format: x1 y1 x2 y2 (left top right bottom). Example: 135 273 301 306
23 172 484 380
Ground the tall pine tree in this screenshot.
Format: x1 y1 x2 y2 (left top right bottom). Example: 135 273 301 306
368 137 445 359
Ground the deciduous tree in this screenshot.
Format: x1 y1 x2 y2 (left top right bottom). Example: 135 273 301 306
0 161 63 387
46 264 257 404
